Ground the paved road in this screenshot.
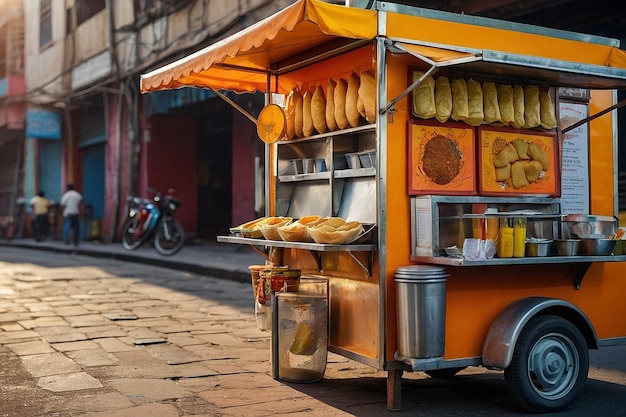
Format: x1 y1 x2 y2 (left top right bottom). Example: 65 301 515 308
1 246 626 416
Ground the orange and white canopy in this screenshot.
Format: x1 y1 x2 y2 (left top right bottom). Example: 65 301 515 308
140 0 626 95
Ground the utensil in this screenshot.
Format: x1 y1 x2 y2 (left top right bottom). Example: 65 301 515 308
578 238 617 256
554 239 580 256
525 239 552 257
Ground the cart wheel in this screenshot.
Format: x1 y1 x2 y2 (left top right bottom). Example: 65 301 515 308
504 315 588 413
425 367 467 379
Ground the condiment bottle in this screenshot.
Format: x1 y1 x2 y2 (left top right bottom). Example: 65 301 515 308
486 217 499 241
513 217 526 257
497 218 514 258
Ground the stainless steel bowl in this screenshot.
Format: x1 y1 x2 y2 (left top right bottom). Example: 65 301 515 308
578 238 618 256
562 214 617 239
554 239 580 256
526 239 553 257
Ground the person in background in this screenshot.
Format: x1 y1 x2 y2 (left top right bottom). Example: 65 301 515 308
60 183 83 246
30 191 50 242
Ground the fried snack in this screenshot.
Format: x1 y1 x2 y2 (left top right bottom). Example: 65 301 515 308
357 95 366 118
334 78 349 129
285 90 297 140
359 70 376 123
277 215 324 242
539 91 557 129
308 219 364 245
451 78 469 121
523 85 541 129
326 79 338 131
511 161 530 189
493 143 519 168
302 90 314 137
483 81 501 124
231 217 287 239
512 85 525 129
435 76 452 123
312 85 328 134
524 160 543 182
495 163 511 182
294 90 304 137
466 79 484 126
346 72 361 128
498 84 515 126
492 136 508 154
316 217 346 229
412 71 436 119
527 142 550 170
511 138 530 159
260 217 293 241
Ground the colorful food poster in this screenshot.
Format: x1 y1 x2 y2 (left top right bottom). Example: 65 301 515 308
408 121 476 195
559 101 589 214
479 127 559 196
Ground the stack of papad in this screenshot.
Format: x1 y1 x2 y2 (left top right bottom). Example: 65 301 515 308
231 217 289 239
277 215 324 242
307 217 364 245
260 217 293 240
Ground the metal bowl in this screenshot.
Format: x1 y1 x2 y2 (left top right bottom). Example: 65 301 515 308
525 239 553 257
562 214 617 239
554 239 580 256
578 238 618 256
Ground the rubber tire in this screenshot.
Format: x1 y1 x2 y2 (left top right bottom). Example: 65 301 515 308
504 315 588 413
154 219 185 256
121 218 145 250
425 367 467 379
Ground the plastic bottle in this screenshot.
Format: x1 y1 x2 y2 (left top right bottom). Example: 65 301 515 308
497 218 514 258
513 218 526 257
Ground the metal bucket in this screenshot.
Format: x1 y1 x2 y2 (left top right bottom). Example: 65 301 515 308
395 265 448 359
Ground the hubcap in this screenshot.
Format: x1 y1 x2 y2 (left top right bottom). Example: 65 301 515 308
527 333 578 400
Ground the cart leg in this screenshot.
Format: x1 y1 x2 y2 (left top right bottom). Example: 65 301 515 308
387 368 403 411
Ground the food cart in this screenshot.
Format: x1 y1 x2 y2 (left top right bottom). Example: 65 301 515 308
141 0 626 412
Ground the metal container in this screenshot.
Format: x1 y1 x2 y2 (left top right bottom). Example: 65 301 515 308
578 238 618 256
562 214 618 239
344 152 361 169
554 239 580 256
525 239 553 257
395 265 448 359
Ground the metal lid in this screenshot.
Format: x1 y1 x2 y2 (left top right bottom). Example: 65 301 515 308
394 265 448 281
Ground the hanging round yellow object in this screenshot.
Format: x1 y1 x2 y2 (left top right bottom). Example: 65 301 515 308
257 104 287 143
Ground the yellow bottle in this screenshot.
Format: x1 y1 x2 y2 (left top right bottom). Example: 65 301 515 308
513 218 526 258
497 218 514 258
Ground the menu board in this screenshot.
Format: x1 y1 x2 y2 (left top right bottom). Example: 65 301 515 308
559 101 589 214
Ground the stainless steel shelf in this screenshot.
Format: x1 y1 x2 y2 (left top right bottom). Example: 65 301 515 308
411 254 626 267
411 254 626 290
218 235 376 252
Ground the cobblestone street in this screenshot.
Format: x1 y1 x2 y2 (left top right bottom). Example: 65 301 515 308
1 246 626 416
0 247 393 417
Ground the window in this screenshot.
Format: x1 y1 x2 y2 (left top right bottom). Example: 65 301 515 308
76 0 105 26
39 0 52 48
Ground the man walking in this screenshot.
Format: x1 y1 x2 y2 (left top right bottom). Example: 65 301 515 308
30 191 50 242
60 183 82 245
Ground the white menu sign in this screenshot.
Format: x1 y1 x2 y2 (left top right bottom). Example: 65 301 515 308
559 101 589 214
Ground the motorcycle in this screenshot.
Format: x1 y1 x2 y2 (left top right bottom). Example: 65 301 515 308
121 188 185 256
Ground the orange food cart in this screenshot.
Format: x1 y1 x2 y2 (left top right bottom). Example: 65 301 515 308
141 0 626 412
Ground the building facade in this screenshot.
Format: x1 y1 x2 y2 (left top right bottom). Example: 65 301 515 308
1 0 625 242
15 0 293 242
